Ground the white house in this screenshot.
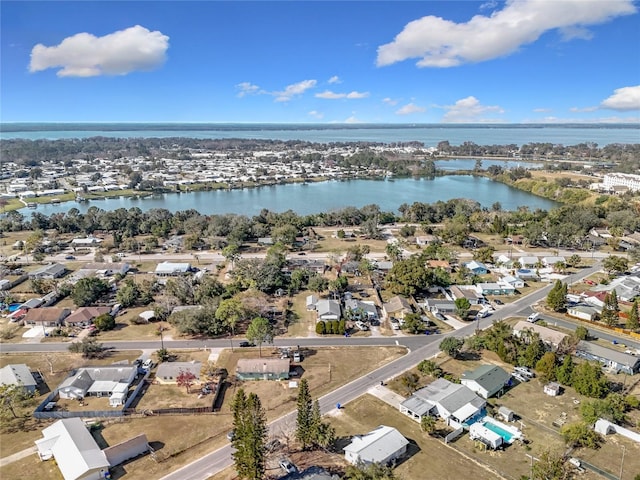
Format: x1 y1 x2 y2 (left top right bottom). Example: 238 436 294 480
154 261 192 276
500 275 525 289
58 366 137 403
0 364 38 394
518 256 539 268
343 425 408 466
35 418 110 480
315 299 341 321
513 320 568 350
460 365 511 399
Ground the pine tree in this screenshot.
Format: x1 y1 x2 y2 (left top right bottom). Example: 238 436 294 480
295 378 313 450
627 299 639 331
232 389 267 480
601 290 620 326
546 280 566 312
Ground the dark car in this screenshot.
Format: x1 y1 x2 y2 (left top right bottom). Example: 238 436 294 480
238 341 253 347
65 255 75 260
494 299 504 305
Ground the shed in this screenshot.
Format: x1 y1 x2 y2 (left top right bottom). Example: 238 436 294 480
103 434 149 467
544 382 562 397
497 406 515 422
236 358 290 381
343 425 408 466
0 364 38 394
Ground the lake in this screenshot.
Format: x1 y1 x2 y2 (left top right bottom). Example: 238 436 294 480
28 176 557 217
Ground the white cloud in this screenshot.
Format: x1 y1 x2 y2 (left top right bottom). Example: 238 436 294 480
315 90 369 99
524 115 640 124
344 115 361 124
328 75 341 84
274 79 317 102
29 25 169 77
376 0 636 68
236 82 261 98
600 85 640 111
569 106 598 112
308 110 324 119
396 103 426 115
533 108 552 113
441 96 504 123
382 97 399 106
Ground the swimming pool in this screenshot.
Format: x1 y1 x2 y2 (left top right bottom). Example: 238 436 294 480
482 421 514 443
8 303 21 313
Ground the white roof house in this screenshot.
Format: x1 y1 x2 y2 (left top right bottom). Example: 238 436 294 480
0 364 38 394
343 425 409 466
35 418 110 480
154 261 192 276
315 299 341 321
58 366 137 400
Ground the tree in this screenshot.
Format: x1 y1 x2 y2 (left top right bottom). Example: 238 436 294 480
627 299 639 331
176 370 197 394
215 298 246 339
246 317 274 357
71 277 110 307
566 254 581 268
0 384 34 421
296 378 314 450
535 352 557 382
232 389 267 480
561 422 602 449
93 313 115 331
401 313 424 334
439 337 463 358
454 298 471 319
555 354 574 386
546 280 567 312
603 255 628 276
399 372 420 395
344 462 400 480
310 399 335 449
68 337 106 358
574 325 589 341
116 278 141 307
580 393 628 425
571 362 609 398
156 347 170 362
531 449 571 480
601 290 620 326
420 415 436 434
417 360 443 378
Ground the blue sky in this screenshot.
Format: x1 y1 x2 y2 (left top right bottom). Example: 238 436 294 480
1 0 639 123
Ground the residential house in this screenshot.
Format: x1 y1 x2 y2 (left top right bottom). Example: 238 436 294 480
0 364 38 394
64 306 112 327
383 296 412 319
344 299 378 320
399 378 486 425
415 234 438 246
80 262 130 276
315 299 341 321
567 304 599 321
23 307 71 327
423 299 456 314
154 262 192 276
450 286 483 305
306 295 318 311
58 365 137 404
71 237 103 248
426 260 452 272
500 275 525 289
156 361 202 385
476 282 516 296
460 365 511 399
576 341 640 375
35 418 110 480
518 256 539 268
374 260 394 272
542 256 566 267
591 275 640 302
343 425 409 466
513 320 568 350
236 358 290 381
463 261 488 275
28 263 66 280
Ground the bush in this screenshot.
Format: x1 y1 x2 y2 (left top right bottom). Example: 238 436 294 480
330 320 339 334
338 319 346 335
93 313 116 331
315 321 326 335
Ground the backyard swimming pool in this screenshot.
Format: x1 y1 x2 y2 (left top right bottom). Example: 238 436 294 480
8 303 22 312
482 421 514 443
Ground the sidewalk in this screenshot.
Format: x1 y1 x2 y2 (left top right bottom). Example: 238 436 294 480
366 384 406 408
0 446 37 467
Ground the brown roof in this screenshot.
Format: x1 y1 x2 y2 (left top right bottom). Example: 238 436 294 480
65 307 111 324
23 307 70 323
236 358 290 375
427 260 451 269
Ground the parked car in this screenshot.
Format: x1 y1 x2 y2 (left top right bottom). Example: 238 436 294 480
527 313 540 323
65 255 75 260
226 430 235 441
512 372 529 382
142 359 154 370
355 321 369 331
279 459 297 474
514 366 535 378
238 341 254 347
494 299 504 305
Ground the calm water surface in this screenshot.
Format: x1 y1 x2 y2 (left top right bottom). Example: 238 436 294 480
29 176 557 217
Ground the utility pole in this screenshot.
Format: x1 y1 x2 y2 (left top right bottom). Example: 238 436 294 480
619 445 625 480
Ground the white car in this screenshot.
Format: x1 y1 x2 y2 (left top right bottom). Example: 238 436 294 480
514 366 535 378
527 313 540 323
279 459 297 474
